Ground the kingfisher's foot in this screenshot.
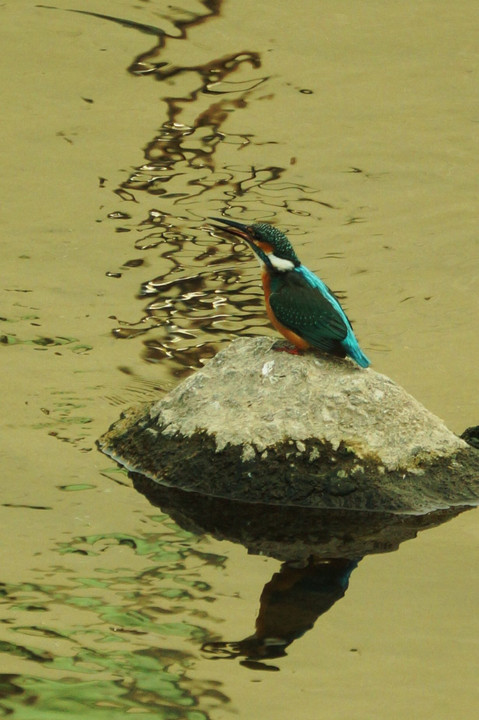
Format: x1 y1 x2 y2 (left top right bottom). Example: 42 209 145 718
272 341 304 356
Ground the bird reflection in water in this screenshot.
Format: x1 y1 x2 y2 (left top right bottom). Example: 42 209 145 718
202 558 358 670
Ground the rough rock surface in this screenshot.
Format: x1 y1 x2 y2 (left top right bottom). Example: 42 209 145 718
99 337 479 513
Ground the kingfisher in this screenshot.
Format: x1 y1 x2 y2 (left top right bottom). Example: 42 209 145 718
210 218 370 368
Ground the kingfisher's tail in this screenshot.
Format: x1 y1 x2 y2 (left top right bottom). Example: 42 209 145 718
345 343 370 368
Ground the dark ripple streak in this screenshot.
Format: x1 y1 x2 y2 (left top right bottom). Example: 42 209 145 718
74 2 331 376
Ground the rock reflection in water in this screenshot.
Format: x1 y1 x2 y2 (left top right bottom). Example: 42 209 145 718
132 473 470 670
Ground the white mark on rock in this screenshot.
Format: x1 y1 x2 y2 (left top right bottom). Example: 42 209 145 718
321 407 334 423
241 443 256 462
262 360 275 377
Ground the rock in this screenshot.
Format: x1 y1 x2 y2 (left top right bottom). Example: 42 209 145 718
98 336 479 513
461 425 479 449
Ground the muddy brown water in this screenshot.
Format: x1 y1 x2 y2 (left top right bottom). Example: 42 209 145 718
1 1 478 717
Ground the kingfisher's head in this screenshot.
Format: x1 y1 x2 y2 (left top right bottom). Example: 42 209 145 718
210 218 301 272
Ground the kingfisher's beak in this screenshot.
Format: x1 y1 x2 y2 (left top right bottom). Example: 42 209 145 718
208 217 253 243
209 217 274 271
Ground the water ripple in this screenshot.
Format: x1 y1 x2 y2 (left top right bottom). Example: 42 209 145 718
67 2 333 376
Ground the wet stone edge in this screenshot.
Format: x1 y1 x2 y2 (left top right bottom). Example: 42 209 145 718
98 407 479 513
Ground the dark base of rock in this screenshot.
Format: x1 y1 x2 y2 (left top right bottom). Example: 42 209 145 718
99 404 479 514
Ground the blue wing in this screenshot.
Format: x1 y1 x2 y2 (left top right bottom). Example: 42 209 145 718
269 271 349 356
291 266 370 367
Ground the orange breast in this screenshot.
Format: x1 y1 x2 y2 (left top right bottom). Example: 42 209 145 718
261 271 310 350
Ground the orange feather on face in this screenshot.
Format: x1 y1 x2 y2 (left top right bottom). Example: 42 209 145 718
255 240 273 254
261 269 310 350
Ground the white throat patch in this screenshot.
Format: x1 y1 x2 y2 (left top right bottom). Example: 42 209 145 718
267 253 295 272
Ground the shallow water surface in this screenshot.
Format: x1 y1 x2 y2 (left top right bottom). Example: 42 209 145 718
1 1 478 718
